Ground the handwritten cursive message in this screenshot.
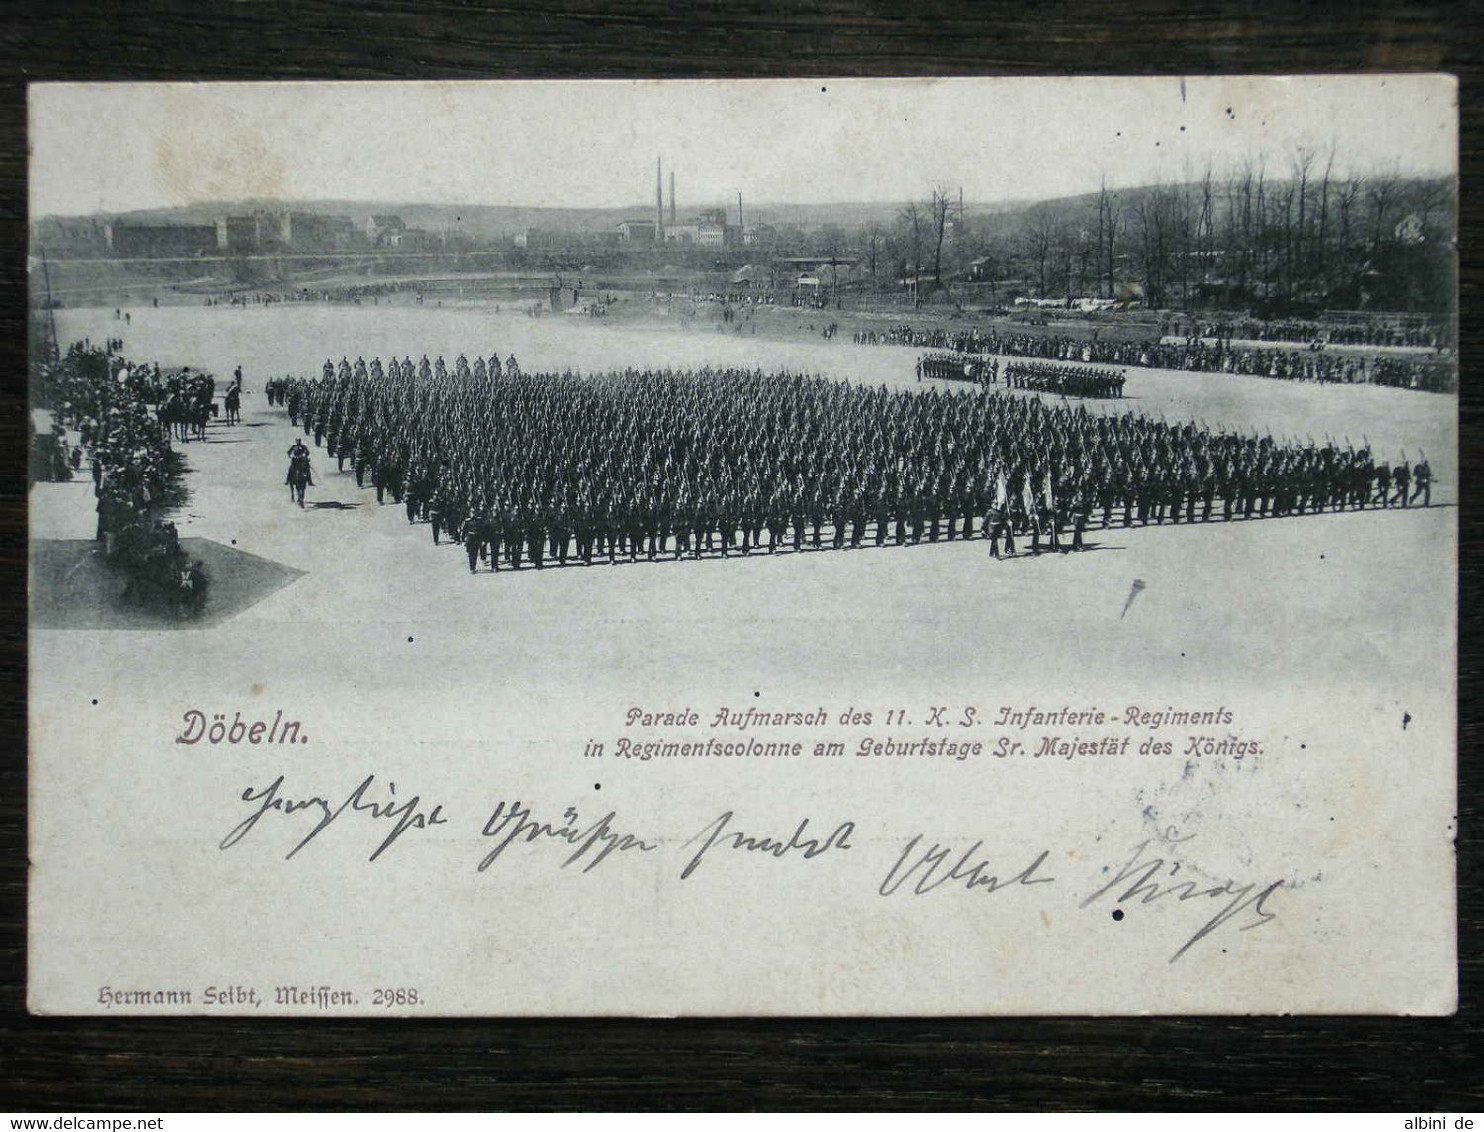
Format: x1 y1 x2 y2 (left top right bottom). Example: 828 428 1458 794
219 775 1284 961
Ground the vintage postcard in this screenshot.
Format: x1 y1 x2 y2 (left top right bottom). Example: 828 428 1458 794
26 76 1457 1015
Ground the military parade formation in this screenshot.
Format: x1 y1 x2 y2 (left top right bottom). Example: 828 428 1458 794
273 353 1433 575
1001 360 1126 398
915 354 1127 398
915 353 985 383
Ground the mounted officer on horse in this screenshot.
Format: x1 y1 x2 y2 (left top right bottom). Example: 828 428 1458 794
286 437 313 506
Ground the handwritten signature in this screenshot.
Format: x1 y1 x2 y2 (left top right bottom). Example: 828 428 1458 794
1079 834 1284 962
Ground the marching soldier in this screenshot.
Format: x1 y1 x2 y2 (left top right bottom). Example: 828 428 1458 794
464 515 487 573
1392 457 1412 507
1412 454 1432 507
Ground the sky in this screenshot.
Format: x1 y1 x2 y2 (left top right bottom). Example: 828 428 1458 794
29 76 1458 218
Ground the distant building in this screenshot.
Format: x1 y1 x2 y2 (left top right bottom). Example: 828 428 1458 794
107 222 217 259
517 227 623 253
366 215 407 248
216 210 365 254
215 211 290 253
254 211 292 248
217 215 252 251
619 219 658 242
397 228 440 253
741 224 774 248
514 227 559 249
286 212 358 252
32 217 110 257
664 210 736 249
963 256 995 283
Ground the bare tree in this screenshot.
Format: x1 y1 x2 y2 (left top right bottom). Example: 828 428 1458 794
975 233 1004 306
1254 163 1269 299
1292 146 1315 297
1335 175 1362 283
898 202 925 299
818 224 847 307
1022 205 1057 298
1094 180 1107 298
1271 179 1295 302
1221 162 1255 300
1132 188 1178 308
929 184 954 295
861 225 881 285
997 163 1453 317
1095 179 1122 299
1052 225 1077 300
1195 165 1215 297
1366 171 1405 254
1173 179 1195 306
1315 146 1335 294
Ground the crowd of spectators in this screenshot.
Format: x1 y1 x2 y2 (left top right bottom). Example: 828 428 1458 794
201 281 410 306
36 340 209 616
1162 316 1450 350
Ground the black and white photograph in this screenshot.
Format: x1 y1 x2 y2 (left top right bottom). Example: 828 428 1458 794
25 76 1458 1016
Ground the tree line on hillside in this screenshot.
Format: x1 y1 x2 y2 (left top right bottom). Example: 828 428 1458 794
873 159 1455 316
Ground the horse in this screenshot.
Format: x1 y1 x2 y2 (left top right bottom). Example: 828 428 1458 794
190 400 216 441
286 454 313 507
160 393 213 443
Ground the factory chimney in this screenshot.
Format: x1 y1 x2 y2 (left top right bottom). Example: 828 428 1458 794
670 171 676 225
655 157 664 242
738 192 743 230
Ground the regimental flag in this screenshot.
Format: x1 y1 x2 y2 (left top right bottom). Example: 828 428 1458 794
1021 476 1038 518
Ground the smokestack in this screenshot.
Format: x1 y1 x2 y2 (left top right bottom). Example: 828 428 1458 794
738 192 743 230
670 172 676 225
656 157 664 242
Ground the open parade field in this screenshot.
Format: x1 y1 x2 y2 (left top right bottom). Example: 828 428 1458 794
32 300 1456 704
